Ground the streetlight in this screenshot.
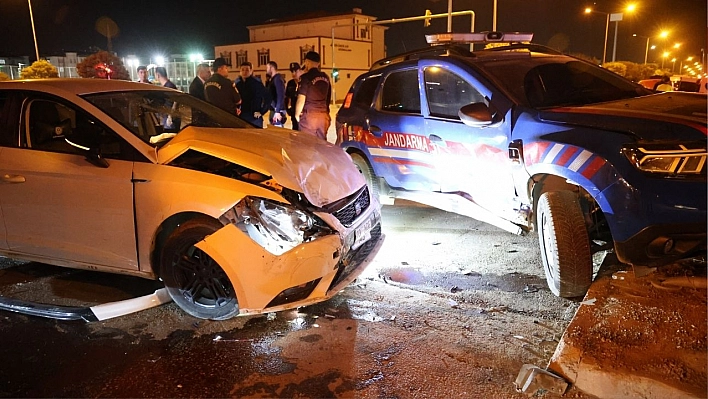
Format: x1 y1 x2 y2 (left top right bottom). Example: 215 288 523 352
662 51 670 69
585 4 637 64
632 33 650 64
671 57 677 73
584 7 610 65
27 0 39 62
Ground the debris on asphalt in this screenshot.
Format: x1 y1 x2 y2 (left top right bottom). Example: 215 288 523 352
579 298 596 306
266 312 276 321
514 364 568 396
523 284 539 293
450 286 462 293
447 299 459 308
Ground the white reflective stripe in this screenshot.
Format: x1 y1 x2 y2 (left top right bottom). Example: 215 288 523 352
543 144 565 164
568 150 593 172
89 288 172 321
369 147 434 162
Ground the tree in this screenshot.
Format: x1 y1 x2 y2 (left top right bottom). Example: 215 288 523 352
19 60 59 79
604 62 627 78
0 72 9 81
76 51 130 80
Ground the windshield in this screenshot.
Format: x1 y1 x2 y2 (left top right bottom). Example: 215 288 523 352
478 55 652 108
82 91 252 146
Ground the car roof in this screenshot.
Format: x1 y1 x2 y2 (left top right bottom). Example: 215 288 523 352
0 78 172 96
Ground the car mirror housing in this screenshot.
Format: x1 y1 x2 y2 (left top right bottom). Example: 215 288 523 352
458 103 493 127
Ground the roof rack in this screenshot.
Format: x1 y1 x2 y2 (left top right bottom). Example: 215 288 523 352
370 45 473 71
426 31 533 45
369 32 553 72
482 42 563 55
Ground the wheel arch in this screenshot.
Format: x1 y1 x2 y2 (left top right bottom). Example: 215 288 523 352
528 172 613 245
149 211 223 277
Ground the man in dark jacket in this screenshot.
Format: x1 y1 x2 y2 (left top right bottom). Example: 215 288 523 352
285 62 301 131
235 62 270 128
266 61 286 127
204 58 241 116
189 63 211 101
295 51 331 140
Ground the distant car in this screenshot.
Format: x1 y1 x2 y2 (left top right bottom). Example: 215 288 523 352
0 79 383 320
336 32 706 298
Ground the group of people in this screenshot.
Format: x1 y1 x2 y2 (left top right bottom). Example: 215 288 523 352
134 50 331 140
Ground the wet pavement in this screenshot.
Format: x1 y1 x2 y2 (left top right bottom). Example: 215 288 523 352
0 201 702 398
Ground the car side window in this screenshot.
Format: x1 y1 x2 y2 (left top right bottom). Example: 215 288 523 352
0 91 22 147
379 69 420 114
25 99 141 161
353 76 381 109
424 67 485 119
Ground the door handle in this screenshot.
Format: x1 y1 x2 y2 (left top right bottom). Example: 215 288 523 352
429 134 446 147
1 174 26 184
369 125 383 137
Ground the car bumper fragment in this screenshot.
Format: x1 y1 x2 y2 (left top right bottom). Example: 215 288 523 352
0 288 172 322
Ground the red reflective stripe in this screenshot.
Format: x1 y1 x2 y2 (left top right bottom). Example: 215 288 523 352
556 146 580 166
580 156 605 179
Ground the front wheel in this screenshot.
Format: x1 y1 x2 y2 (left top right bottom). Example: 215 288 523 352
160 218 239 320
536 191 593 298
350 152 379 201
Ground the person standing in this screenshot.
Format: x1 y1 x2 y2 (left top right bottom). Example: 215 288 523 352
285 62 301 131
295 51 331 140
265 61 286 127
136 65 151 83
204 58 241 116
189 63 211 101
155 67 177 90
235 62 270 128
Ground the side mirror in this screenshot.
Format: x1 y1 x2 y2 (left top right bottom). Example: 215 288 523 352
458 103 493 127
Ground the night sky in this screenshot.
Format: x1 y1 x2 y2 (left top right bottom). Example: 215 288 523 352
1 0 706 66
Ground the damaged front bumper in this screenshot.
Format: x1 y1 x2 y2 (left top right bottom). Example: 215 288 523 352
196 197 384 315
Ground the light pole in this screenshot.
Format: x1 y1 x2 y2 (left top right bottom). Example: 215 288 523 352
585 4 636 64
493 0 497 31
632 33 650 64
27 0 39 62
584 8 610 65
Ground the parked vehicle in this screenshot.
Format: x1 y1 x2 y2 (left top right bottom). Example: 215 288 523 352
336 32 706 297
0 79 383 320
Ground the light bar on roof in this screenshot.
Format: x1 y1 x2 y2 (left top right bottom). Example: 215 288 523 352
426 31 534 45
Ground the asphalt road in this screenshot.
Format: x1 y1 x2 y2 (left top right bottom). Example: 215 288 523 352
0 202 605 398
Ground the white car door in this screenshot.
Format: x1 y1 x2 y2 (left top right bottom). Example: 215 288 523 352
0 98 139 270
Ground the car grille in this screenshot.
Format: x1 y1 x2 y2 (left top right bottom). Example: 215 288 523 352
327 223 382 292
332 186 370 227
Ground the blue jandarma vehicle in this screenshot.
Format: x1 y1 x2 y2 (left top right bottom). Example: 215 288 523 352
336 32 707 297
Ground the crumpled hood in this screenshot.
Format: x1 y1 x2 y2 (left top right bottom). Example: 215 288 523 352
538 92 708 141
157 126 365 207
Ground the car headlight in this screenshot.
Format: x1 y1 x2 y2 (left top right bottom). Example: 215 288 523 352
623 142 706 176
220 197 332 255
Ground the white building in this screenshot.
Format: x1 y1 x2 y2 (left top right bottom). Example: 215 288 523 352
45 52 86 78
214 9 387 102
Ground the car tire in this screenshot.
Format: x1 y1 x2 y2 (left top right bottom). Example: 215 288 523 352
350 152 379 201
160 218 239 320
536 191 593 298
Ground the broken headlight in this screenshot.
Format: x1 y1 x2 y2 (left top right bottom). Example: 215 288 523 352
220 197 332 255
622 142 707 177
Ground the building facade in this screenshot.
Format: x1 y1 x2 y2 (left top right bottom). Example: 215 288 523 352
214 9 386 102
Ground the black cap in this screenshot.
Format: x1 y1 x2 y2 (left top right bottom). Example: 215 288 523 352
212 57 230 70
304 51 320 63
289 62 300 72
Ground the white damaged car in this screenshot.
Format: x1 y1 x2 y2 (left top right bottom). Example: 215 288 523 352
0 79 383 320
